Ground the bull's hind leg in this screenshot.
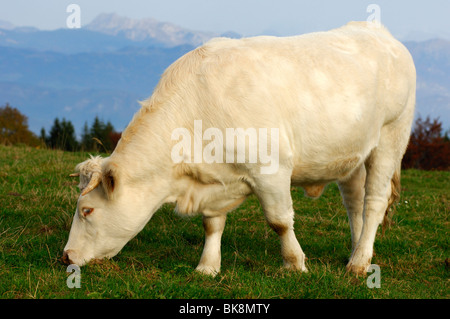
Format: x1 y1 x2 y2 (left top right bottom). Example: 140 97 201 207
338 164 366 252
346 159 394 275
196 214 226 276
347 118 411 275
254 171 308 272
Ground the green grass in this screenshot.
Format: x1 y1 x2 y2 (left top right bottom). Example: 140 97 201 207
0 144 448 299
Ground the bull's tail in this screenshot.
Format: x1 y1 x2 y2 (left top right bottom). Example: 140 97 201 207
382 165 401 235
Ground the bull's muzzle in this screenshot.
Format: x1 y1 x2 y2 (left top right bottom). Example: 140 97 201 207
61 250 74 265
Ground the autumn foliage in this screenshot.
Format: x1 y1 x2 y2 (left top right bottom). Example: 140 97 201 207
402 116 450 171
0 103 39 146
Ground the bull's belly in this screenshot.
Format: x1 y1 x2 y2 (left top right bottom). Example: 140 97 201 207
288 118 379 189
290 154 361 198
290 153 364 186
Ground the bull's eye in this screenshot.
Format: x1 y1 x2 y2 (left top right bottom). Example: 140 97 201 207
81 207 94 216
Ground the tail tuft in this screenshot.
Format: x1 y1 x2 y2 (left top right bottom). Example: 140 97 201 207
382 167 401 235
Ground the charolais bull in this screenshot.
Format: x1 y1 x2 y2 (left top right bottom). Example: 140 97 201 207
62 21 415 276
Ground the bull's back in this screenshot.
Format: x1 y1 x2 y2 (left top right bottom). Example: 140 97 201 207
140 22 415 184
188 22 415 182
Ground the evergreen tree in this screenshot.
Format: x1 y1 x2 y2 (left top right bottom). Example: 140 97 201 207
88 116 118 153
61 118 78 151
40 127 46 143
48 118 62 149
103 121 115 151
90 116 105 152
48 117 78 151
80 121 92 151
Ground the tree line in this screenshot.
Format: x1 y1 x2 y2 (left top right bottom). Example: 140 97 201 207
1 103 449 170
0 103 121 153
40 116 121 152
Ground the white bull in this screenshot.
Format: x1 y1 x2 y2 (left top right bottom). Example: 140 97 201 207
62 21 416 276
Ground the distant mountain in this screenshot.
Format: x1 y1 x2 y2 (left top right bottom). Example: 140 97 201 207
0 44 194 135
0 13 237 54
0 24 164 54
0 44 193 94
0 15 448 137
85 13 216 47
404 39 450 127
0 20 14 30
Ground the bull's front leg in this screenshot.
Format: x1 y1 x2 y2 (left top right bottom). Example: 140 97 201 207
255 170 308 272
266 205 308 272
195 214 226 276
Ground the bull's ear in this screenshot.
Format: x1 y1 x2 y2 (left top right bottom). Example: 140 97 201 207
102 170 115 199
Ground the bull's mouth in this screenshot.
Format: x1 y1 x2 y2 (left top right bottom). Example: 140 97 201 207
60 249 91 266
61 250 109 266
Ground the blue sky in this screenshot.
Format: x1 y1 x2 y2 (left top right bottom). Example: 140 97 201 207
0 0 449 40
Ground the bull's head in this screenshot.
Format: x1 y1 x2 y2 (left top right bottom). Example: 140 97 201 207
62 155 160 266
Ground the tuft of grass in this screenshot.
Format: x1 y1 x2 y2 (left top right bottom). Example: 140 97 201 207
0 144 448 299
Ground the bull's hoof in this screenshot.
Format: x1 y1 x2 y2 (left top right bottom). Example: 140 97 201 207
346 262 370 276
195 264 220 277
285 264 308 273
283 254 308 272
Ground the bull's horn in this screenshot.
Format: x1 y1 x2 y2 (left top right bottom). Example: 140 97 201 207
69 173 80 177
81 172 102 196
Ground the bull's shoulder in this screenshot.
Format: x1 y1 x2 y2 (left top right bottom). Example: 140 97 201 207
172 163 252 217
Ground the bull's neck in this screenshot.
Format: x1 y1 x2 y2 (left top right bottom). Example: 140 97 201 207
110 108 172 177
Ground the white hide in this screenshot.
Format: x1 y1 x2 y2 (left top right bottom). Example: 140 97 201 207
63 22 415 275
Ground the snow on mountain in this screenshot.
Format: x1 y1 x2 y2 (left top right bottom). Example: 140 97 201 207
85 13 216 47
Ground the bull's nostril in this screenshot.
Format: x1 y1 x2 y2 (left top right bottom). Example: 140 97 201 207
61 250 72 265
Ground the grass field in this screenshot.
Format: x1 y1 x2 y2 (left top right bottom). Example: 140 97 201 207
0 144 448 299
